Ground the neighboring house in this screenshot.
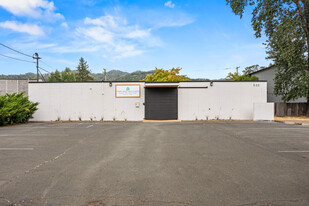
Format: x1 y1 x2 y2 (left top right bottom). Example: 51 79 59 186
0 79 30 96
250 66 307 103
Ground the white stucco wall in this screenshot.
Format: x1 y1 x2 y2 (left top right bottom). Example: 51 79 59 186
178 81 268 120
29 82 145 121
29 81 269 121
253 103 274 121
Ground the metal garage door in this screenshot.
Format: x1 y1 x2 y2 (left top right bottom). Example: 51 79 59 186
145 87 178 120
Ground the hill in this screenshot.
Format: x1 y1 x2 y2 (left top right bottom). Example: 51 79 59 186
0 72 37 80
91 70 129 81
91 70 152 81
0 70 210 81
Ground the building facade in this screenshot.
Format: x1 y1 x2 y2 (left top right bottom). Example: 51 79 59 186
29 81 273 121
250 66 307 103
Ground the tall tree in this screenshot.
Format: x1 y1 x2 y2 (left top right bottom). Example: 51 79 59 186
75 57 93 81
61 68 76 82
227 0 309 115
48 70 62 82
142 68 189 82
48 68 76 82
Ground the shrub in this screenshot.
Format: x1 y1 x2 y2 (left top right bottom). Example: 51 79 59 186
0 93 39 126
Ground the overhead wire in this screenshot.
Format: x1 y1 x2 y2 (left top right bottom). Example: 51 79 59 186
38 66 51 74
0 53 36 63
0 42 54 82
39 59 56 70
0 42 33 58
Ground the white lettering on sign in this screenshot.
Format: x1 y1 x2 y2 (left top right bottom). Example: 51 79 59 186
115 84 141 98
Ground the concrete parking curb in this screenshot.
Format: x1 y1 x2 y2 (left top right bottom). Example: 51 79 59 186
275 120 309 127
284 121 297 125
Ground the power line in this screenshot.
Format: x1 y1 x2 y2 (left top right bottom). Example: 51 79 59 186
0 42 33 58
39 59 56 70
0 53 36 63
0 43 51 82
38 66 51 74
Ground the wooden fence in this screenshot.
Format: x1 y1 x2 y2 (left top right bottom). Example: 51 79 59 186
275 103 308 117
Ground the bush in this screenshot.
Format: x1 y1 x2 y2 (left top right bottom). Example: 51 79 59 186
0 93 39 126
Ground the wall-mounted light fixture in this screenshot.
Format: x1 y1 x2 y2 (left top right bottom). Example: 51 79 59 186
109 82 112 87
210 81 213 87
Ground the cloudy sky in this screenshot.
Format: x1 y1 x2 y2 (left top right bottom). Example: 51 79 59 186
0 0 270 79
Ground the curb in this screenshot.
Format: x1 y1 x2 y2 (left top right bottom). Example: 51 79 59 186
284 121 297 125
275 120 308 126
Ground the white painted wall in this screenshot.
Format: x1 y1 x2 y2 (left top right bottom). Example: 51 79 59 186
178 82 268 120
253 103 274 121
29 82 145 121
29 81 269 121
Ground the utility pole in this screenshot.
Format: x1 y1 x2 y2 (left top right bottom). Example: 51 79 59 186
236 66 239 80
103 68 107 81
33 53 41 82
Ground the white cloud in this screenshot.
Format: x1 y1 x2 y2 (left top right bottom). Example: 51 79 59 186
0 0 63 21
125 28 151 39
154 14 194 28
136 9 195 29
114 43 144 59
0 21 44 36
52 45 102 53
37 10 191 59
74 15 157 59
164 1 175 8
84 15 123 28
77 26 114 44
61 22 68 28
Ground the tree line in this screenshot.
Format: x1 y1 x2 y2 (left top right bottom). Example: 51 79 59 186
48 57 93 82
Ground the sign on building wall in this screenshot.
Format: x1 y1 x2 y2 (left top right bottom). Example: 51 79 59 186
115 84 141 98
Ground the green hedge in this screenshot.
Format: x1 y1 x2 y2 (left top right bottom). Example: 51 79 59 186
0 93 39 126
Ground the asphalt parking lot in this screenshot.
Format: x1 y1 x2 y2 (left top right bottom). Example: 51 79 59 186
0 121 309 206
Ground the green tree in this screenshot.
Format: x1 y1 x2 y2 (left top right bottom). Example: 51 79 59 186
75 57 93 81
61 68 76 82
226 0 309 115
243 65 264 75
225 72 259 81
48 70 62 82
48 68 76 82
142 68 189 82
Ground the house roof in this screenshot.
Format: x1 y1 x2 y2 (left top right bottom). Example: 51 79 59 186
249 65 275 75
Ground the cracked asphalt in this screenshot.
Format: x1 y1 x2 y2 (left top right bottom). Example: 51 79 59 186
0 121 309 206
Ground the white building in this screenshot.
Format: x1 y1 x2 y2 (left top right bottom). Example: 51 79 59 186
28 81 273 121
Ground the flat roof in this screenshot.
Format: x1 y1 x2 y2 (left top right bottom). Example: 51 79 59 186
29 80 267 83
0 79 36 80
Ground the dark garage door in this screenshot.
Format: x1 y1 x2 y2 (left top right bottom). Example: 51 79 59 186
145 87 178 120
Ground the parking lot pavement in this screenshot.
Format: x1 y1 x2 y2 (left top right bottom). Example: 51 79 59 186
0 121 309 206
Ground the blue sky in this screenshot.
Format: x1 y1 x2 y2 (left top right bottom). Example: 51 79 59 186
0 0 271 79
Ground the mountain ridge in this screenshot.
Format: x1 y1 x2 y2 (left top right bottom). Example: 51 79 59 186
0 70 209 81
